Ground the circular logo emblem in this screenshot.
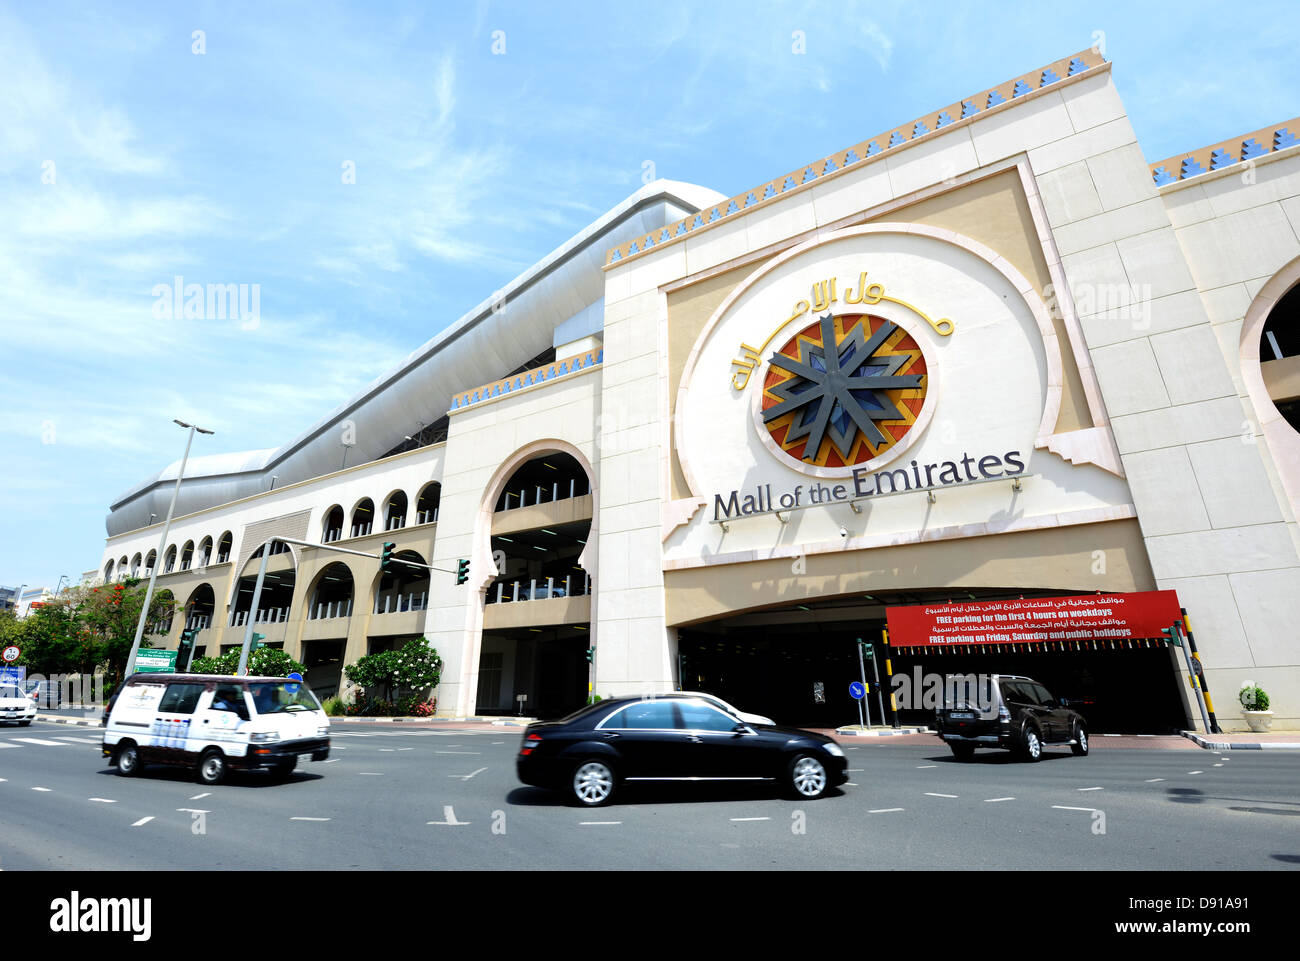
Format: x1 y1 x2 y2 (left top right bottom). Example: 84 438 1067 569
761 313 927 468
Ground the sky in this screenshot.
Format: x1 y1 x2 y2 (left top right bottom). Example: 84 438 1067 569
1 0 1297 591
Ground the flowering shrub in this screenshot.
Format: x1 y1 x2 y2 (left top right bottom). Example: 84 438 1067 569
343 638 442 705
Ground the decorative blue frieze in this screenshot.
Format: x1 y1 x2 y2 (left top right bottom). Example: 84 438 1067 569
708 206 722 222
691 213 705 228
744 192 759 205
960 100 979 119
782 175 798 190
986 89 1006 108
1066 57 1088 76
762 183 777 199
822 157 838 174
1179 156 1206 179
887 130 906 148
935 111 956 127
1276 127 1298 151
1241 138 1268 161
1209 148 1237 170
912 120 928 138
1151 166 1175 186
675 221 688 236
726 199 740 214
865 140 882 156
1011 79 1033 98
843 149 861 164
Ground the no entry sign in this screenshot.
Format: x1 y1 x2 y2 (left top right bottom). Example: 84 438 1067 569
886 591 1182 647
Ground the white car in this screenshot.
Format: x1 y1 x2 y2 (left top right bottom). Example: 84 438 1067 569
0 684 37 726
662 691 775 727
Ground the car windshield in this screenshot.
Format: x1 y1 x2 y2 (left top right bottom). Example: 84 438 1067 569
248 682 321 715
0 686 23 698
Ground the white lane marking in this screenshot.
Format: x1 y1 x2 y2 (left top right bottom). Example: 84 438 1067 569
190 793 211 800
1187 770 1203 775
435 751 480 755
1053 805 1099 812
32 787 51 792
427 805 469 826
379 749 396 752
1078 786 1104 791
1102 734 1121 737
54 736 103 744
324 759 340 763
131 817 154 827
580 821 622 826
14 738 68 746
449 767 488 781
925 792 958 798
847 768 864 772
290 817 330 822
0 742 18 748
88 798 117 803
0 778 6 782
729 817 770 822
177 808 210 814
1145 778 1165 782
397 748 413 751
869 808 905 813
358 772 384 776
916 764 937 769
845 782 859 787
1213 763 1224 767
984 797 1016 803
491 741 504 745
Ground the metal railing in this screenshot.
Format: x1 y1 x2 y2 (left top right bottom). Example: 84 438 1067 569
350 522 373 538
385 515 406 531
229 607 290 627
497 476 588 512
310 598 354 620
372 591 427 614
416 507 440 524
185 614 211 631
485 573 591 605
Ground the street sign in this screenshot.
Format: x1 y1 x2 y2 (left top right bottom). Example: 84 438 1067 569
135 649 177 673
286 671 303 694
0 665 25 686
849 681 866 700
2 645 20 663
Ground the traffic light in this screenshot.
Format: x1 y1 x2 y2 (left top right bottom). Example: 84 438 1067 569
380 542 396 572
1160 626 1182 648
251 632 265 651
585 647 595 663
178 629 197 669
456 559 470 585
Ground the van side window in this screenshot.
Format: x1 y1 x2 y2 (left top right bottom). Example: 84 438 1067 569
159 683 205 715
212 686 248 716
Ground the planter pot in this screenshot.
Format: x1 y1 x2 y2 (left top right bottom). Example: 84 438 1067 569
1242 711 1274 733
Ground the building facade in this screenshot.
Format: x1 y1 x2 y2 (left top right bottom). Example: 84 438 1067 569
95 50 1300 730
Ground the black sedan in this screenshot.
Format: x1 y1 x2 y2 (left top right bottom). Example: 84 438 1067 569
516 695 848 806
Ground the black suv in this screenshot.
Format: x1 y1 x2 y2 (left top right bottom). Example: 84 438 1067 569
934 674 1088 761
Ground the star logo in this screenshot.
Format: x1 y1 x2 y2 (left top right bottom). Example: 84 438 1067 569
761 313 927 468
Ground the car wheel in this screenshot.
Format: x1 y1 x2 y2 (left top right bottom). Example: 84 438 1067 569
571 760 616 806
18 720 31 727
116 742 143 777
949 742 975 761
788 754 829 799
1019 726 1043 762
1071 723 1089 756
270 758 297 780
198 749 228 785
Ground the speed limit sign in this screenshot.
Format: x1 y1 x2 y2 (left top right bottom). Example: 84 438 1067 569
2 645 20 663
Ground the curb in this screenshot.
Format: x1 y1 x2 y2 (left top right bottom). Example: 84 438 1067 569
834 726 930 737
1182 731 1300 750
36 715 102 727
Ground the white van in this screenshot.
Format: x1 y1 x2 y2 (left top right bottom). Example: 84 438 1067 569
102 673 330 784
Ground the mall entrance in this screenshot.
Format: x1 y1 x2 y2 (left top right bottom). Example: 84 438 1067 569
677 589 1190 733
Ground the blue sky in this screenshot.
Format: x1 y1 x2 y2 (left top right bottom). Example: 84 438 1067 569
2 0 1297 590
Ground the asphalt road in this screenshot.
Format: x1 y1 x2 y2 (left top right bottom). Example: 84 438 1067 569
2 719 1297 871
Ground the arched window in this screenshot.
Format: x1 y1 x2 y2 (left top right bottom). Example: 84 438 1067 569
384 490 408 531
145 550 157 576
416 482 441 524
180 541 195 571
163 546 177 574
322 505 344 543
308 563 355 620
103 559 115 581
130 553 143 578
198 536 213 568
216 532 232 564
494 452 590 511
351 499 375 538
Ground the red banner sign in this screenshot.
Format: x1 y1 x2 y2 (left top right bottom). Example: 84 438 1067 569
886 591 1182 647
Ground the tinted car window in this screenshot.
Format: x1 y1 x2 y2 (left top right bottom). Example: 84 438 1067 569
998 681 1028 704
1030 684 1056 707
211 686 246 713
602 701 678 729
678 701 739 731
159 683 205 714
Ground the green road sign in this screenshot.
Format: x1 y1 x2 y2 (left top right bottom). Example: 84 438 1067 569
136 649 178 673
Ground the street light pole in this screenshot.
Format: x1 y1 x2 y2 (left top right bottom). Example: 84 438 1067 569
124 420 213 676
